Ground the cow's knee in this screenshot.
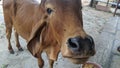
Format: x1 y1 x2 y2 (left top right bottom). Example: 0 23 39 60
6 28 12 39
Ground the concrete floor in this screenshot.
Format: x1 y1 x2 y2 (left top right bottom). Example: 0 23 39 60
89 16 120 68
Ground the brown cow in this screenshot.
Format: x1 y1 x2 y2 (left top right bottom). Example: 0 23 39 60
3 0 95 68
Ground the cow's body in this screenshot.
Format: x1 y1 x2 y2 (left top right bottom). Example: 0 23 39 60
3 0 95 68
3 0 41 40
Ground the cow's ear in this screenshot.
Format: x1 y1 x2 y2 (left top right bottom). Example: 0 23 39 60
27 36 40 57
27 22 47 57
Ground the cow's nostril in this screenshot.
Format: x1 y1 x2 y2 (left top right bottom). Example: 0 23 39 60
67 38 81 50
87 36 94 45
68 38 78 48
86 36 95 50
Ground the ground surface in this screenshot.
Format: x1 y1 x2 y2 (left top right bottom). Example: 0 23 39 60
0 0 120 68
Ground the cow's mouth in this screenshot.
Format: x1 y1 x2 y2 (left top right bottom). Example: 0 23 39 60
68 57 89 64
64 56 89 64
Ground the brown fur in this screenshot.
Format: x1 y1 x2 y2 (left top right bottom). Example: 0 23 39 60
3 0 95 68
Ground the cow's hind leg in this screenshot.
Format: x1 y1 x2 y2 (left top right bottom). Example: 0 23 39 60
14 30 23 51
5 21 14 54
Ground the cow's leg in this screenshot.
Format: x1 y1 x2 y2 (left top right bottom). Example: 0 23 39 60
4 11 14 54
46 48 60 68
36 53 44 68
38 57 44 68
5 22 14 54
14 30 23 51
49 59 54 68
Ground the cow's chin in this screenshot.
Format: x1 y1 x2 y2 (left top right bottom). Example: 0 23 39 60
67 57 89 64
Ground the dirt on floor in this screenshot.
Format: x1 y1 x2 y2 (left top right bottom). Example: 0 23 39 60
0 0 113 68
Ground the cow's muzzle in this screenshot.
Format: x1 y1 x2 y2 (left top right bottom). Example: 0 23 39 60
67 35 95 56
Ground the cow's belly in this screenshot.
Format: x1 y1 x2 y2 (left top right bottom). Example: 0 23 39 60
12 3 37 41
13 21 33 41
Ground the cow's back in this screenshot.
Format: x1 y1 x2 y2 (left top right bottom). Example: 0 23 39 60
3 0 42 40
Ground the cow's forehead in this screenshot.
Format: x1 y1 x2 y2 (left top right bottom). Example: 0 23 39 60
40 0 81 7
38 0 81 4
45 0 81 10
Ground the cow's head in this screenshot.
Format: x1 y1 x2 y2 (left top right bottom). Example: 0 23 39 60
27 0 95 64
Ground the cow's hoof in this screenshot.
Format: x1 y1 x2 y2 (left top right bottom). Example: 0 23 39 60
9 50 15 54
18 47 23 51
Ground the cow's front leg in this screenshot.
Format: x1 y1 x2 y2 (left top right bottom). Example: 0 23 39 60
49 59 54 68
46 45 60 68
36 53 44 68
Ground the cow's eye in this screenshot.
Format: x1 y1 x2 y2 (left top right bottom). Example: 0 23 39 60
47 8 53 14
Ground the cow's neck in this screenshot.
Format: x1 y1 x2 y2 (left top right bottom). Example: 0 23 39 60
41 24 62 47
